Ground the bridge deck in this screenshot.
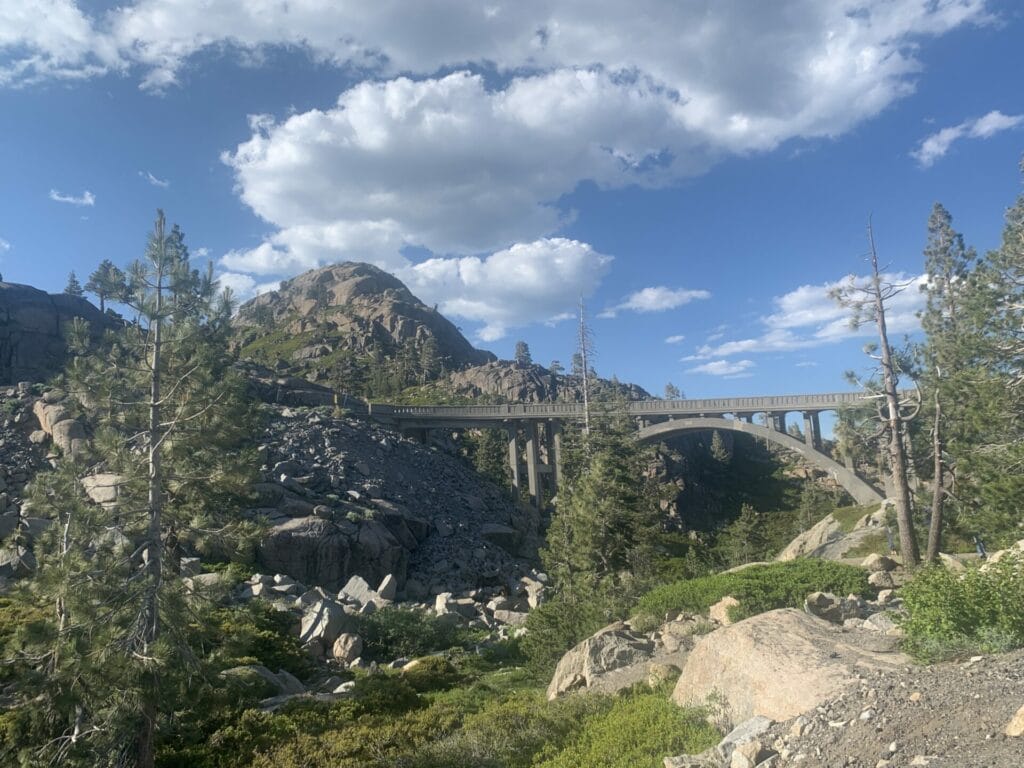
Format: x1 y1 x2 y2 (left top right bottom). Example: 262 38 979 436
368 391 874 423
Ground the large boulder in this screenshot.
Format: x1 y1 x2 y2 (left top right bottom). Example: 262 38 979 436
671 608 908 728
547 621 655 700
258 517 353 590
0 283 111 384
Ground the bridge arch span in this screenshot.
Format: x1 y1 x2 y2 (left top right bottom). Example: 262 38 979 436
636 417 883 506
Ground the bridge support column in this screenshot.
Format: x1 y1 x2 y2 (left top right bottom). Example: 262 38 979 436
803 411 822 451
507 426 521 501
766 411 786 432
524 420 541 511
548 420 563 495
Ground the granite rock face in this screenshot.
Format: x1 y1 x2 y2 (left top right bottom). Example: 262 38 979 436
0 282 112 385
250 405 542 594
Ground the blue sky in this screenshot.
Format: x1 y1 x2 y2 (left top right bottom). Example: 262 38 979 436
1 1 1022 400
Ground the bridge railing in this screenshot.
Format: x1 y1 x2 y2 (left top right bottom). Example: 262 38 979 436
366 391 885 422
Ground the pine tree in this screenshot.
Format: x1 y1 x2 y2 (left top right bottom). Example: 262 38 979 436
85 259 128 313
514 340 532 367
831 222 922 566
542 402 661 599
958 170 1024 543
918 203 976 560
11 211 255 767
418 336 441 384
664 382 682 399
64 270 84 297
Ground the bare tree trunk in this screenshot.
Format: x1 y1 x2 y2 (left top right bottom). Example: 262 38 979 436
578 296 591 435
926 388 944 562
138 223 165 768
868 224 920 566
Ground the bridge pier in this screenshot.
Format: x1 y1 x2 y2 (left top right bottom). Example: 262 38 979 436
524 420 541 511
507 426 522 502
547 420 563 494
803 411 822 451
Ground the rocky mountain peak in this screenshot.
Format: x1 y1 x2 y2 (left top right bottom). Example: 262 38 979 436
233 262 494 385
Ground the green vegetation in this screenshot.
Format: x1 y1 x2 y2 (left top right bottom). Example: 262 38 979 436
832 503 879 533
533 683 718 768
900 554 1024 662
635 560 870 625
355 606 481 662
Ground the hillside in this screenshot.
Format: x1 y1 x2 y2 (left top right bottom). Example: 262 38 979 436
233 262 494 391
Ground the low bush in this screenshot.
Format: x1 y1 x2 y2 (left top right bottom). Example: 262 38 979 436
900 554 1024 662
635 559 870 624
203 602 312 679
519 593 620 678
356 606 472 661
402 655 464 692
532 684 718 768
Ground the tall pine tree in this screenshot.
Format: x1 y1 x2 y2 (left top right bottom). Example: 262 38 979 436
9 211 254 767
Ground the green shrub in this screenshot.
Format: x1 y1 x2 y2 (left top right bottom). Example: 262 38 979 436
204 602 312 679
402 655 464 692
532 686 718 768
635 559 870 624
356 606 467 661
900 554 1024 662
412 689 613 768
519 594 615 678
351 673 422 716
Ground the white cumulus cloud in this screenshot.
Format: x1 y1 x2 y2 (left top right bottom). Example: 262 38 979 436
912 109 1023 167
216 271 279 301
599 286 710 318
665 334 686 344
687 272 926 360
687 359 755 377
399 238 611 342
49 188 95 206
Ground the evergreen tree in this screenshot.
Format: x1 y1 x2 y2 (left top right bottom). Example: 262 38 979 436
64 270 84 297
958 170 1024 543
469 428 510 488
716 503 768 567
542 402 661 599
918 203 976 560
514 340 532 367
418 336 441 384
10 211 254 767
664 382 682 399
85 259 128 313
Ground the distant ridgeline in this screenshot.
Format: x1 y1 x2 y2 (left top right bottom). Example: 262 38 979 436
0 282 112 385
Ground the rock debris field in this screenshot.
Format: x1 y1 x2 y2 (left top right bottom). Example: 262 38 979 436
763 649 1024 768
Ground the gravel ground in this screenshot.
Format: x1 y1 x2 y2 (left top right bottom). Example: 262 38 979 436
767 649 1024 768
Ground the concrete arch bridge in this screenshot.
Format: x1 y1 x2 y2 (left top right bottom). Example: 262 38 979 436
366 392 883 509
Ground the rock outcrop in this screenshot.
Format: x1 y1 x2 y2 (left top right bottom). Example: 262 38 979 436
0 282 111 385
777 503 886 561
233 262 494 382
671 608 908 728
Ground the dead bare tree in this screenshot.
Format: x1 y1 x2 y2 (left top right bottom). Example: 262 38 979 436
832 220 922 566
